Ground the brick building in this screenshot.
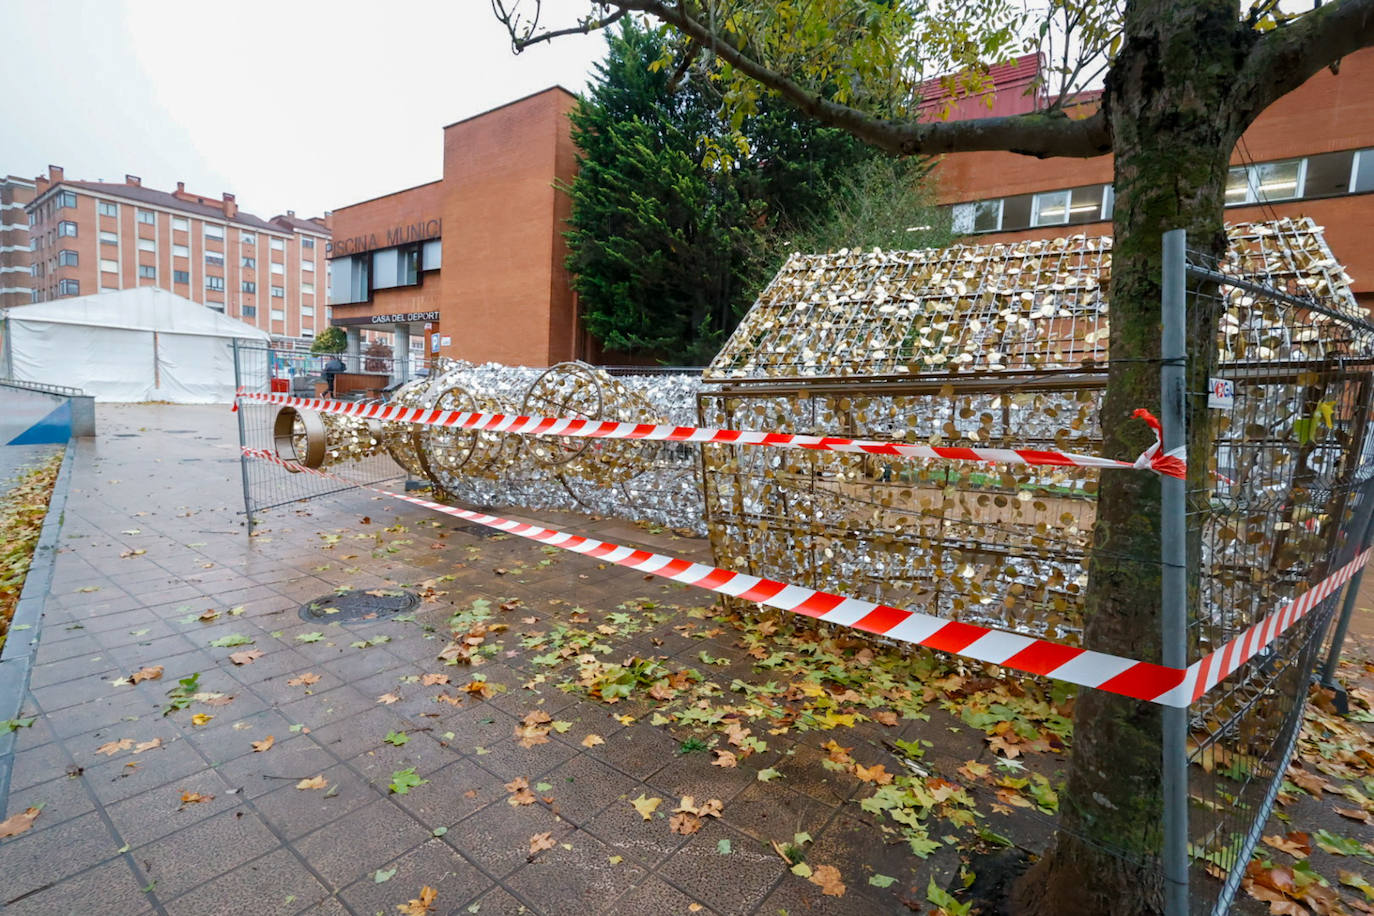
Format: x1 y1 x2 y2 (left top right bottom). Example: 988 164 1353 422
326 87 587 374
1 175 36 310
22 167 330 346
936 48 1374 310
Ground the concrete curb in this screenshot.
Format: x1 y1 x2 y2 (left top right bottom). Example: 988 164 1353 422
0 440 76 802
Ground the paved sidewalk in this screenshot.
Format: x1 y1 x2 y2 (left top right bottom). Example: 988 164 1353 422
0 403 949 916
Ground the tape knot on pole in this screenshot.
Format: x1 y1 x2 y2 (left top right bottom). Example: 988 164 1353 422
1131 408 1187 480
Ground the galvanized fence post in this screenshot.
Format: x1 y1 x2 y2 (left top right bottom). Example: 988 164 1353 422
1320 478 1374 710
1160 228 1190 915
232 338 255 531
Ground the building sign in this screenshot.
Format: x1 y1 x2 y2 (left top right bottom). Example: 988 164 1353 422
334 311 441 327
327 218 442 257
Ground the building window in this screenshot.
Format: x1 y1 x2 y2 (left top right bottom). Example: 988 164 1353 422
242 280 256 293
241 256 255 269
271 285 285 298
100 230 117 245
138 238 156 252
58 249 78 267
59 220 77 237
242 305 257 318
58 190 77 209
31 290 41 303
302 237 315 249
271 261 284 274
271 308 285 321
1226 158 1304 205
205 224 224 241
1352 149 1374 194
270 238 285 252
138 265 156 280
100 258 118 273
98 201 117 217
302 258 314 271
301 329 314 338
241 233 256 245
302 282 314 295
206 254 224 267
372 244 420 290
173 244 189 258
330 255 370 304
301 305 314 316
59 279 79 296
207 276 225 291
138 209 155 225
174 270 190 284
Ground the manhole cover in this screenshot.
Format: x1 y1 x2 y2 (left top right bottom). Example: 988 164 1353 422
299 588 420 623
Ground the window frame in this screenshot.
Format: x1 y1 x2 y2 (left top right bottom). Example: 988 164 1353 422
173 270 190 285
58 220 78 237
138 264 157 280
58 278 80 296
206 275 225 291
98 201 117 218
137 209 155 225
57 249 79 267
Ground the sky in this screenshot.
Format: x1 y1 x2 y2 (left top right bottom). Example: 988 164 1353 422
0 0 606 219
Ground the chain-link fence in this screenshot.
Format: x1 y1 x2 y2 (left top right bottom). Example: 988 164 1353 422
1178 224 1374 914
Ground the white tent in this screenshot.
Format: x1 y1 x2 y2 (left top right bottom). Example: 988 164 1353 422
0 288 270 403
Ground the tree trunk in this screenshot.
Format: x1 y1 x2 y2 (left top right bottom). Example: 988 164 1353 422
1015 0 1241 912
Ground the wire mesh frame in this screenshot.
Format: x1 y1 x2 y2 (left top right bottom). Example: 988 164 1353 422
1178 232 1374 914
231 341 408 526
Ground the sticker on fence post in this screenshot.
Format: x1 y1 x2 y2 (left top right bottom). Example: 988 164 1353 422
1207 378 1235 409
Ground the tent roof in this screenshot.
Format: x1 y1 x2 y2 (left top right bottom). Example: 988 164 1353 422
706 218 1363 381
1 287 271 341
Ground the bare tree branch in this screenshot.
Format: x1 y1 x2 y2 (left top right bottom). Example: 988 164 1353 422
572 0 1110 158
492 0 626 51
1229 0 1374 132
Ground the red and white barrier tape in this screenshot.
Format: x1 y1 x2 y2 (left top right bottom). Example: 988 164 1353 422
1183 548 1371 703
243 446 1201 705
234 389 1187 480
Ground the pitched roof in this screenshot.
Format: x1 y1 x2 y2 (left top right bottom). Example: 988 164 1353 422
706 218 1362 381
55 180 324 236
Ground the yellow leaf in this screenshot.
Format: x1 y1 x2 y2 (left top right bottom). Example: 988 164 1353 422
252 735 275 753
616 714 636 726
631 794 662 820
179 791 213 805
377 693 401 705
191 713 213 726
133 738 162 754
0 806 41 838
97 738 134 756
808 864 846 897
130 665 164 683
296 775 328 790
581 733 605 748
395 885 438 916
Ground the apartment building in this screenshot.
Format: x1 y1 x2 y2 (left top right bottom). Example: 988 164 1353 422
24 166 330 345
0 175 36 310
933 48 1374 310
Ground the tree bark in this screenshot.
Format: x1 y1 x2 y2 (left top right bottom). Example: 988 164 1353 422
1014 1 1239 913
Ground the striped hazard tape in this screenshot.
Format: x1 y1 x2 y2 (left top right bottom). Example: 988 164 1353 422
234 389 1187 480
1185 548 1371 702
243 446 1200 705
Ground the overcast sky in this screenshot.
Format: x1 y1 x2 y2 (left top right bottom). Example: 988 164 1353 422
1 0 605 219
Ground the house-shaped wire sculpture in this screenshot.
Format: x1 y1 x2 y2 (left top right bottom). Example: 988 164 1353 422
699 218 1374 648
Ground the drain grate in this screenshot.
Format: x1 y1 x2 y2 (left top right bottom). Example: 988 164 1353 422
299 588 420 623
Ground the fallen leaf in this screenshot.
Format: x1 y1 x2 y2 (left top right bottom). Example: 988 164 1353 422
199 609 220 622
756 767 782 782
528 832 556 856
581 734 605 748
252 735 275 753
808 864 846 897
191 713 213 726
130 665 164 684
296 775 328 790
1262 831 1311 858
669 812 703 835
287 672 321 687
396 885 438 916
854 763 894 785
377 693 401 705
228 649 265 666
0 806 41 838
872 711 899 727
97 738 134 756
420 673 450 686
374 867 398 883
631 794 662 820
712 750 738 768
869 874 898 888
179 791 213 805
132 738 162 754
